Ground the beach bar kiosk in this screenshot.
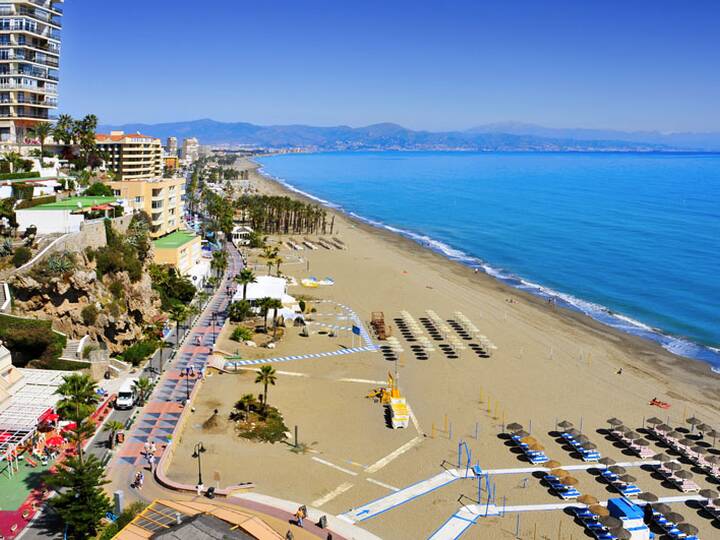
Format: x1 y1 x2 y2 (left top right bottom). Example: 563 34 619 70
607 498 651 539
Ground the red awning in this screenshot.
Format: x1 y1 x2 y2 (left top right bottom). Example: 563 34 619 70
60 422 77 432
37 409 55 423
91 204 113 211
46 436 64 447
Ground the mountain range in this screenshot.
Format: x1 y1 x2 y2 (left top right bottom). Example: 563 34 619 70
97 119 720 152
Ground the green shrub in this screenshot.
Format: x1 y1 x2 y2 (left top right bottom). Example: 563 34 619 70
11 182 34 200
231 326 253 342
109 279 124 299
0 314 67 369
84 182 114 197
108 301 121 317
0 171 37 181
121 339 158 366
15 194 56 210
149 264 196 310
228 300 252 322
81 305 98 326
12 246 32 267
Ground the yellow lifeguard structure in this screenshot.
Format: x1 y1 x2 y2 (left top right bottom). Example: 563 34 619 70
366 371 409 429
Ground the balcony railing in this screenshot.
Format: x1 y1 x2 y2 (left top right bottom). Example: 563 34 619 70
0 111 56 119
0 82 56 94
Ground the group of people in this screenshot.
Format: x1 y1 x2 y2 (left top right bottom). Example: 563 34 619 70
131 441 158 489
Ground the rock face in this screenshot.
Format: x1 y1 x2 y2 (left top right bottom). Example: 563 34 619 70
9 252 163 353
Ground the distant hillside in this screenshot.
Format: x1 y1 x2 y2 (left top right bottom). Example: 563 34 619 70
97 118 718 152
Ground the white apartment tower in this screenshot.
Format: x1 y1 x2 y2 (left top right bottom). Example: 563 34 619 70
166 135 177 156
0 0 63 149
181 137 199 162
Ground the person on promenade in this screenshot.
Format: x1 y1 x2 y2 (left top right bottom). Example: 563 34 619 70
148 453 156 472
150 442 157 455
294 507 304 528
196 483 204 496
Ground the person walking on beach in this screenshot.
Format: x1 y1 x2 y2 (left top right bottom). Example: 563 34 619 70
148 453 156 472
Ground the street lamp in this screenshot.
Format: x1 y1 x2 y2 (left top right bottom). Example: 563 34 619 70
211 311 217 344
183 366 191 401
192 442 206 486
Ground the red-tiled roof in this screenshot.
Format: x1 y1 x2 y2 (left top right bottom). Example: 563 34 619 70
96 132 159 142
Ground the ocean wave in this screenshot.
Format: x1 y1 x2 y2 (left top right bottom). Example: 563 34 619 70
258 165 720 370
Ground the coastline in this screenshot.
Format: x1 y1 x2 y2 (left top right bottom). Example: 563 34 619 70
243 158 720 406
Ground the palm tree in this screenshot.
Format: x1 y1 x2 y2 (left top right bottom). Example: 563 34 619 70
254 365 277 408
256 297 273 333
234 268 256 300
103 420 125 450
211 250 228 279
266 298 283 338
133 377 152 405
274 256 284 276
2 151 26 174
31 121 52 166
65 418 96 464
53 113 74 145
55 373 100 424
168 304 189 344
261 246 278 275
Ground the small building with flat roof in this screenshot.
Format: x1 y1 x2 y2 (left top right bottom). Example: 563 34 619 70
153 230 209 288
14 196 127 234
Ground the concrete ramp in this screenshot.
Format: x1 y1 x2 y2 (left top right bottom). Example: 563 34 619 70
341 468 472 523
427 505 482 540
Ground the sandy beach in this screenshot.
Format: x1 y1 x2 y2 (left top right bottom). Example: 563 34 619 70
166 159 720 539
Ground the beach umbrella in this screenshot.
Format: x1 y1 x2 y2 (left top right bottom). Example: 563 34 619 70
544 460 561 469
665 462 682 471
598 457 616 466
677 524 699 536
675 470 693 479
691 445 709 454
609 465 627 475
609 528 631 540
550 468 569 478
665 512 684 524
679 438 695 447
529 442 544 451
514 430 530 438
635 438 650 447
712 498 720 507
578 494 599 505
590 504 609 517
560 476 579 486
619 474 637 484
646 417 663 425
652 503 671 515
607 418 623 426
687 416 702 426
638 492 659 502
576 434 590 444
581 442 597 450
705 455 720 465
667 430 683 440
506 422 523 432
567 428 581 438
699 489 718 499
520 436 537 445
599 516 622 528
557 420 573 430
46 435 64 447
656 423 672 432
620 426 633 435
625 430 642 440
706 429 719 446
697 423 713 433
653 453 671 462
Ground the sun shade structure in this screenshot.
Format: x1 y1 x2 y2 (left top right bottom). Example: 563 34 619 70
598 457 616 466
609 528 631 540
677 523 699 536
665 511 685 524
607 417 623 426
699 489 718 499
577 494 599 505
589 505 609 517
557 420 573 429
646 417 663 425
599 516 622 528
638 492 659 502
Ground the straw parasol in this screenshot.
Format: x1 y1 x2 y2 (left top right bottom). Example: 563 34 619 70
697 423 713 433
687 416 702 426
625 430 642 440
677 524 699 536
550 468 569 478
609 465 627 475
706 455 720 465
712 498 720 507
699 488 718 499
544 460 561 469
638 492 658 502
666 430 683 440
679 438 695 447
635 438 650 446
567 428 581 438
652 502 671 515
578 494 598 505
675 470 693 479
665 462 682 471
646 417 663 425
529 442 544 451
520 435 537 444
506 422 524 432
609 528 631 540
665 511 684 524
514 430 530 438
653 453 671 462
599 516 622 528
599 457 616 466
582 442 597 451
655 423 672 432
557 420 573 430
607 417 623 426
576 434 590 444
619 474 637 484
691 445 708 454
589 505 609 517
560 476 579 486
706 429 719 447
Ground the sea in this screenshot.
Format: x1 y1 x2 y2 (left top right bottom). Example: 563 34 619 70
257 151 720 368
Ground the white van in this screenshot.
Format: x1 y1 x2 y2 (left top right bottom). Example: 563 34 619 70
115 379 137 410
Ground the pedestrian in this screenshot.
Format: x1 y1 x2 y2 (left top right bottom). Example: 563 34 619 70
196 483 204 496
143 441 150 456
138 471 144 488
148 454 156 472
150 442 157 455
295 508 303 528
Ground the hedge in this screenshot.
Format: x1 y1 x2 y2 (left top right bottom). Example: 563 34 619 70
15 194 56 209
0 313 67 368
0 171 38 181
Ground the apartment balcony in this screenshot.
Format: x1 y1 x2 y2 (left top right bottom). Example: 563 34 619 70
0 97 55 107
0 111 55 120
151 213 163 224
27 1 63 16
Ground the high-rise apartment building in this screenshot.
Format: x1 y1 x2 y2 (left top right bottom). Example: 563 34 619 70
181 137 199 162
96 130 163 181
166 136 177 156
0 0 63 148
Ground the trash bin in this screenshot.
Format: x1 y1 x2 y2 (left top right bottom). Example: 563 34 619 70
205 486 215 499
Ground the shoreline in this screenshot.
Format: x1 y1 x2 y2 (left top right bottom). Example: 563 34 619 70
240 158 720 407
251 157 720 369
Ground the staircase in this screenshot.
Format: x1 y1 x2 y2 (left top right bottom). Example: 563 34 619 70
107 357 130 378
0 281 10 313
60 339 83 361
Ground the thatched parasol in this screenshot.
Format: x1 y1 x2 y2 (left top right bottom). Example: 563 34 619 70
514 430 530 438
706 455 720 465
625 430 642 440
557 420 573 430
712 497 720 507
529 442 544 451
664 462 682 471
567 428 581 438
646 417 663 425
666 430 682 439
635 438 650 447
679 438 695 447
699 488 718 499
599 516 622 528
506 422 524 432
652 502 671 515
609 528 631 540
598 457 616 466
691 445 708 454
582 442 597 450
576 434 590 444
560 476 579 486
655 423 672 432
665 511 684 523
607 417 623 426
697 423 713 433
677 523 699 536
638 492 658 502
653 452 671 462
549 468 569 478
618 474 637 484
609 465 627 475
544 460 561 469
589 504 609 517
675 470 693 479
687 416 702 426
577 494 598 505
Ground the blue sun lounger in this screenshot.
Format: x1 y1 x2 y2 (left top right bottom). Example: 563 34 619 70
618 484 641 497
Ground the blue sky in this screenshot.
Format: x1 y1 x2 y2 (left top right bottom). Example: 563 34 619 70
60 0 720 131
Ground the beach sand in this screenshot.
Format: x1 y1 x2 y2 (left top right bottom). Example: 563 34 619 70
166 162 720 539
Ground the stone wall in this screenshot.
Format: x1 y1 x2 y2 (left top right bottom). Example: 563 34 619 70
38 214 133 258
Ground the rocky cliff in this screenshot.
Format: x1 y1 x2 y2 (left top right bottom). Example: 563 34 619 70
9 251 163 353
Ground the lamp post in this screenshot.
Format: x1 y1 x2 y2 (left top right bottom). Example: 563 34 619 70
211 311 217 344
192 442 206 485
184 366 191 401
